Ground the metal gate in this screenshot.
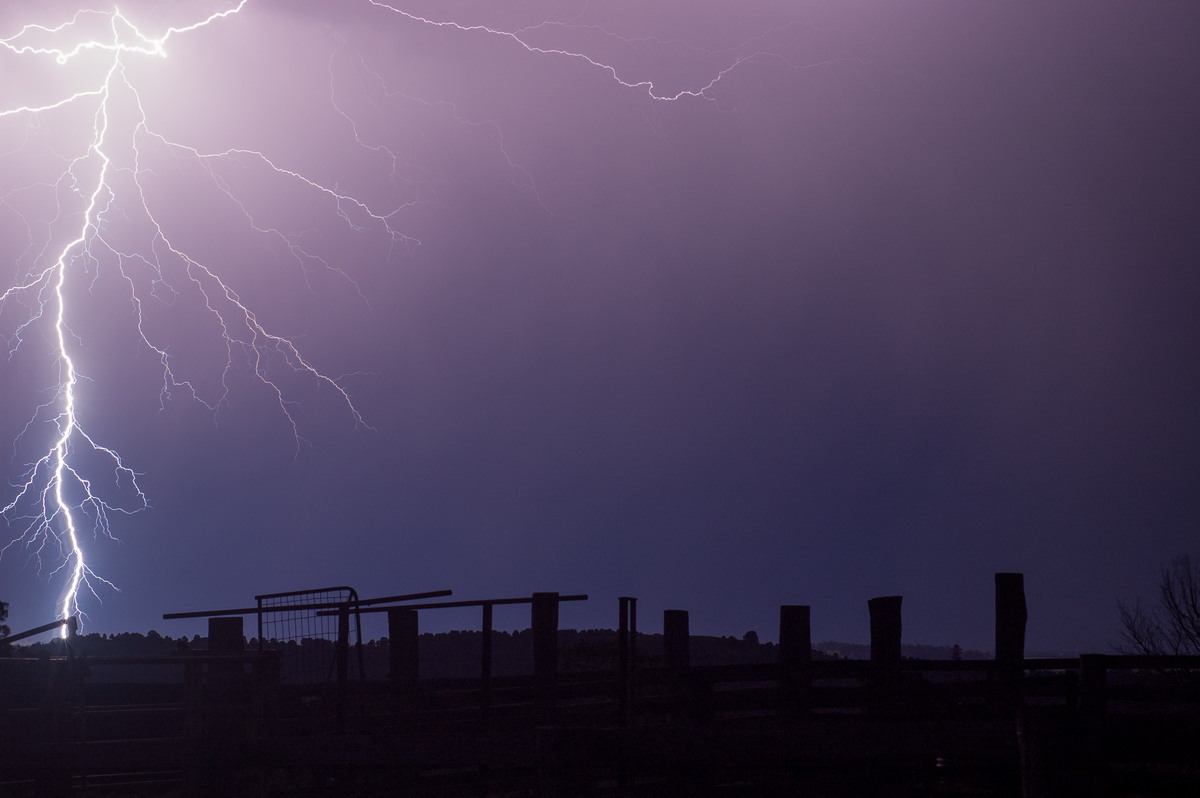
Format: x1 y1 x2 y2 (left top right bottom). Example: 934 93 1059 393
255 586 364 684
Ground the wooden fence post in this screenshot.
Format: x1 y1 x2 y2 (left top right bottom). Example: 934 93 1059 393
532 592 560 695
868 596 902 671
868 596 902 711
208 616 243 683
203 616 244 794
618 597 639 727
995 573 1027 679
388 608 419 695
663 610 690 670
779 605 812 716
208 616 243 653
1077 655 1108 793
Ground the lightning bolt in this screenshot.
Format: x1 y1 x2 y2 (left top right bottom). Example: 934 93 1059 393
1 0 821 633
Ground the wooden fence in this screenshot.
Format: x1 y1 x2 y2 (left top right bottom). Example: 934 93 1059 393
0 574 1197 796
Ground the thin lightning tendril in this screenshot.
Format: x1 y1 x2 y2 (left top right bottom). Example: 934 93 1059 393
1 0 821 634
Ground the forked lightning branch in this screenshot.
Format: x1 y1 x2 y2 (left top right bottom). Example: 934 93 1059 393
0 0 779 632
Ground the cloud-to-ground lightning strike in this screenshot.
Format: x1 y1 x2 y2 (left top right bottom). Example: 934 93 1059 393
0 0 800 633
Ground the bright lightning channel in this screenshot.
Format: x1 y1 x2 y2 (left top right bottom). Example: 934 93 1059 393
1 0 799 635
0 2 379 635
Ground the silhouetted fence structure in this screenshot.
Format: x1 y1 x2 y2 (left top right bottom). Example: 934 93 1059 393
2 575 1198 797
256 586 361 684
160 587 452 684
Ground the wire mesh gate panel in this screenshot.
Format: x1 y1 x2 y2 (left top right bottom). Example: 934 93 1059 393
256 586 364 684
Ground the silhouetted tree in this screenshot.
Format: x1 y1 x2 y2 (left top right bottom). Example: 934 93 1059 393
1119 555 1200 656
0 599 8 639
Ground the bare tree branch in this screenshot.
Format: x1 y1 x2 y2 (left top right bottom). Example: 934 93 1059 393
1118 555 1200 665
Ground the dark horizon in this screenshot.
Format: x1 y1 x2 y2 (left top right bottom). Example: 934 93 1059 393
2 0 1199 656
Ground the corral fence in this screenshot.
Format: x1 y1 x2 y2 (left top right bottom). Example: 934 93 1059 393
1 575 1198 796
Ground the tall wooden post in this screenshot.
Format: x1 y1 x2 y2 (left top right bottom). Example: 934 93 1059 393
203 616 244 794
532 592 560 689
208 616 243 682
663 610 690 670
995 572 1028 680
779 605 812 716
868 596 902 670
388 608 419 693
868 596 902 712
779 605 812 665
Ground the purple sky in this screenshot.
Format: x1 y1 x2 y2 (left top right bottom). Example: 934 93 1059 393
2 0 1198 653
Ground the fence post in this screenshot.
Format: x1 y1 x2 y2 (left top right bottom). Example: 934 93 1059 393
36 660 71 798
995 573 1027 674
481 603 494 725
208 616 243 683
208 616 244 653
1077 655 1108 793
779 605 812 716
618 597 638 727
663 610 690 670
388 608 419 695
532 593 560 700
868 596 902 711
336 605 350 686
868 596 902 671
203 616 243 794
1078 654 1107 716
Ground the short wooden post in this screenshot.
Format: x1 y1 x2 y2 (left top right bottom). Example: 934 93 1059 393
532 592 560 691
868 596 902 711
388 608 419 693
208 616 244 653
868 596 902 670
1078 654 1107 715
208 616 243 682
779 605 812 716
779 605 812 665
663 610 690 670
